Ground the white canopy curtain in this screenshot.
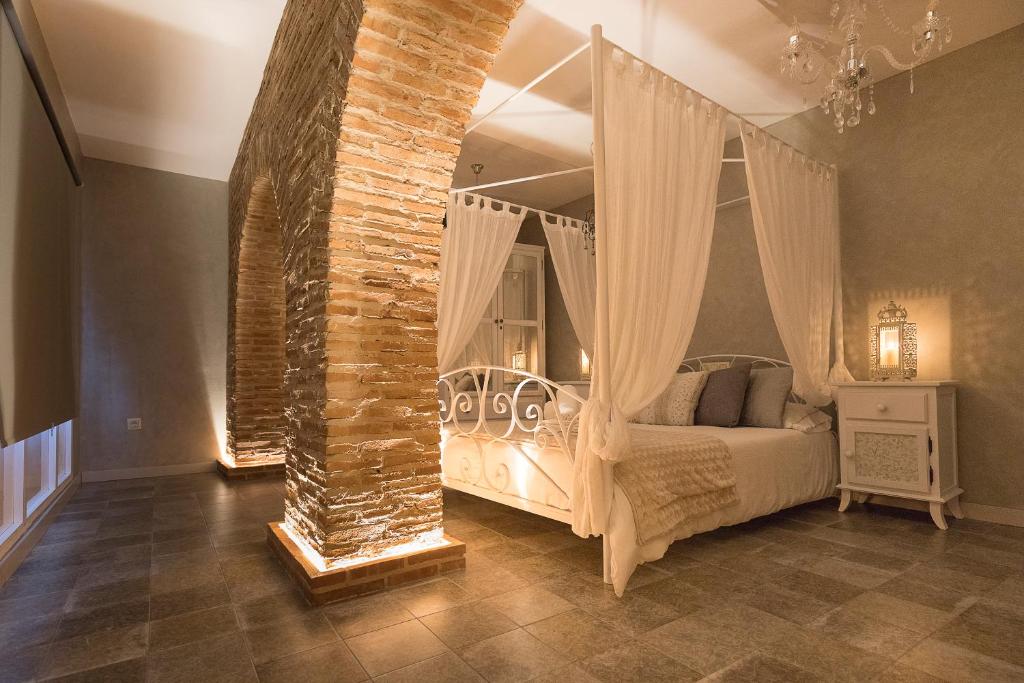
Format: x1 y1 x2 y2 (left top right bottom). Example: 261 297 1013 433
740 124 854 406
572 31 727 538
437 192 526 373
539 213 596 356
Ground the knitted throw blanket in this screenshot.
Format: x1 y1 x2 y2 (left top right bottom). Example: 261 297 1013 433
615 426 739 544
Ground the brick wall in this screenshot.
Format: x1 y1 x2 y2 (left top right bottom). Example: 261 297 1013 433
229 0 523 562
227 178 288 464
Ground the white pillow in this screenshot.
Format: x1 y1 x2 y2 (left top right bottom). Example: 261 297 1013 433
784 402 833 433
658 372 709 426
630 403 658 425
543 386 583 421
629 371 708 426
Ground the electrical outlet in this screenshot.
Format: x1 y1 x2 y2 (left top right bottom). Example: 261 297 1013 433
127 417 142 431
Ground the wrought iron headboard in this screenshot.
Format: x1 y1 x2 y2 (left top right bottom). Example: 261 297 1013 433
437 365 584 453
679 354 790 372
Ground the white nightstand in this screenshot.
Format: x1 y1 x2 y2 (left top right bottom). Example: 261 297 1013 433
835 381 962 530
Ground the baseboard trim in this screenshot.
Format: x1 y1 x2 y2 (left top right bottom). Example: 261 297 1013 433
853 493 1024 528
81 461 215 482
0 475 81 584
960 502 1024 528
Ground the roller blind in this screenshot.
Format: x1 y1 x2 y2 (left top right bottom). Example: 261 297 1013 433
0 12 75 446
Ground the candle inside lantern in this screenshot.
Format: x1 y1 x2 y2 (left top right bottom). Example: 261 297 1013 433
879 326 900 367
580 349 591 378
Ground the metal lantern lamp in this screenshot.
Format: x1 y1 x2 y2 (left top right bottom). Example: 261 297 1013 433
579 349 592 378
870 300 918 380
511 348 527 372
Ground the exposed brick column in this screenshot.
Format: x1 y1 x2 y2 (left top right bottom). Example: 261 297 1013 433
230 0 523 600
225 178 288 469
320 0 522 564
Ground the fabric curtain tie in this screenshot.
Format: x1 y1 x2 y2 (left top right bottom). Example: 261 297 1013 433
578 399 631 464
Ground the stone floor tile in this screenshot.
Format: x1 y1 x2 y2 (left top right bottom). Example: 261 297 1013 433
38 624 149 680
56 597 150 641
757 627 893 683
149 579 231 621
930 601 1024 667
146 632 257 683
244 612 338 666
388 578 473 618
372 651 482 683
344 619 449 677
586 592 681 638
419 601 518 649
582 641 702 682
876 575 978 613
810 605 925 659
456 628 567 683
148 604 240 652
322 593 416 639
43 656 147 682
899 638 1024 682
523 609 622 661
843 591 954 635
254 642 367 683
702 652 822 682
482 585 576 626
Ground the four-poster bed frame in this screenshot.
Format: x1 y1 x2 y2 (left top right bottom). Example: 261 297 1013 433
441 25 842 593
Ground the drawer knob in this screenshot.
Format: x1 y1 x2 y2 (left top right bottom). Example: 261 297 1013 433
875 403 888 412
844 450 856 459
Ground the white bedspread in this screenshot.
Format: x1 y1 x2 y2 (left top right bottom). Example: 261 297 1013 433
607 425 838 594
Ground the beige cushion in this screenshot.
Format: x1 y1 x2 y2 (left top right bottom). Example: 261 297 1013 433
740 367 793 428
630 371 708 426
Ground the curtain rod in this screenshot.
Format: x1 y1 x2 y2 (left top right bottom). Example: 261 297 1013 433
451 165 593 193
466 41 592 135
453 155 743 195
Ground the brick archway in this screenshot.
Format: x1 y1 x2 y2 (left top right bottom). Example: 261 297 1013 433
225 177 288 471
229 0 524 600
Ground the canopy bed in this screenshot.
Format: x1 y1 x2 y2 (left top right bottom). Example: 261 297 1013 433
437 26 852 595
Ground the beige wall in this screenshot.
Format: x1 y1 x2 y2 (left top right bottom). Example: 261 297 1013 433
765 24 1024 511
79 159 227 476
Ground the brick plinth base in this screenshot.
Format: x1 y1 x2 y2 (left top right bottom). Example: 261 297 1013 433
217 458 286 481
266 522 466 605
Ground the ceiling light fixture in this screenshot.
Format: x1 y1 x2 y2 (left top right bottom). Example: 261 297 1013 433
780 0 951 133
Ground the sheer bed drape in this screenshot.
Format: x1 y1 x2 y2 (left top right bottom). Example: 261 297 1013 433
437 192 525 373
572 40 727 537
741 126 853 405
540 214 596 356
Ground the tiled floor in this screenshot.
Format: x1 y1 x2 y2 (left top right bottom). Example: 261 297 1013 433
2 474 1024 682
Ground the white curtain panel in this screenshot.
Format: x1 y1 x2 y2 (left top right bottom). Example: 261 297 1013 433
572 42 727 537
540 214 596 356
741 125 853 406
437 192 525 373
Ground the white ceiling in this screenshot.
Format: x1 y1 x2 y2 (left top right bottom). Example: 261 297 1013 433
455 0 1024 210
31 0 285 181
30 0 1024 190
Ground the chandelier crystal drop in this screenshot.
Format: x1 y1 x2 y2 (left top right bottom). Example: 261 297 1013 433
779 0 951 134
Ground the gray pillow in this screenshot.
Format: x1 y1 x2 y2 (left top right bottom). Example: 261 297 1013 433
741 367 794 428
694 364 752 427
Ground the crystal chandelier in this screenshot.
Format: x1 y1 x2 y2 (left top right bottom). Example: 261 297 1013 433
780 0 952 133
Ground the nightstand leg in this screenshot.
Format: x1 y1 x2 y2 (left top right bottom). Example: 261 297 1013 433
947 496 965 520
929 501 949 530
838 489 852 513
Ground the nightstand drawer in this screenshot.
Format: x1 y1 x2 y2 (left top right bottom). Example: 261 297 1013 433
842 390 929 422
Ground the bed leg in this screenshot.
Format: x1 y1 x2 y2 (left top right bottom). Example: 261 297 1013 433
602 534 612 584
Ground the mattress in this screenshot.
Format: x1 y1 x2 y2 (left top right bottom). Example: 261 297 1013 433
606 425 838 593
